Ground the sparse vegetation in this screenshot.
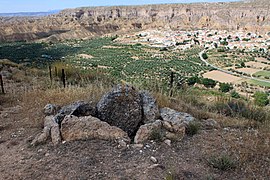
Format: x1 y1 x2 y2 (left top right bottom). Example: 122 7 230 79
208 154 237 171
186 121 200 136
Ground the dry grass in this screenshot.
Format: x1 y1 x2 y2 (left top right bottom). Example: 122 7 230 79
20 84 110 127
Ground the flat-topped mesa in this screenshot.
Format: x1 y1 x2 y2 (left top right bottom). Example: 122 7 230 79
1 1 270 42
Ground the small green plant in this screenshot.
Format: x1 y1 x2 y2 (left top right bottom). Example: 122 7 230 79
149 129 163 142
254 91 269 106
165 171 179 180
186 121 200 136
230 90 240 99
208 154 237 171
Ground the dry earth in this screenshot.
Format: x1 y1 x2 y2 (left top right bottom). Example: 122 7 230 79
0 75 269 180
245 61 269 69
203 70 242 83
237 68 261 75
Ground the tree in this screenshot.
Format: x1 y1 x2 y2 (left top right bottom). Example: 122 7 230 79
254 92 269 106
201 78 216 88
202 52 208 59
240 62 245 67
187 76 200 86
219 83 233 93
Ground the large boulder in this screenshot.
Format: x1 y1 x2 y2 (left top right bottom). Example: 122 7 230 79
97 84 143 137
61 115 130 143
139 91 160 123
54 101 96 124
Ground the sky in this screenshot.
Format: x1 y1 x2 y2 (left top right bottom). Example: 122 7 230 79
0 0 240 13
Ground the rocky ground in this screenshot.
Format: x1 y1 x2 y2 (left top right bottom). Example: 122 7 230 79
1 89 270 179
0 63 269 179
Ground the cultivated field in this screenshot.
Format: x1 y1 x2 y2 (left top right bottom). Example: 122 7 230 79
203 70 242 83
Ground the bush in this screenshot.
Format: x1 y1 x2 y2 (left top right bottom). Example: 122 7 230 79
186 122 200 136
202 52 208 59
149 129 163 142
201 78 216 88
187 76 200 86
208 154 237 171
254 92 269 106
230 91 240 98
219 83 233 93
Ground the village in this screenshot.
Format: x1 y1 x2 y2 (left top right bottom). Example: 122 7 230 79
117 29 270 97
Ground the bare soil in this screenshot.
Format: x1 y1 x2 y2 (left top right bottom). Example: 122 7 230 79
203 70 242 83
237 68 260 75
245 61 269 69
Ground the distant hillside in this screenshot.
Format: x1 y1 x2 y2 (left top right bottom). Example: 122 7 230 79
0 0 270 42
0 10 61 17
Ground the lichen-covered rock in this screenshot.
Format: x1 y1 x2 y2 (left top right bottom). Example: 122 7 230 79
139 91 160 123
44 115 58 128
54 101 96 124
97 84 142 137
51 125 61 145
134 120 162 144
44 104 60 116
61 115 130 143
160 107 195 132
31 126 51 146
203 119 220 130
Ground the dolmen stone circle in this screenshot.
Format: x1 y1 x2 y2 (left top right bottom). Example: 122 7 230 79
31 84 195 146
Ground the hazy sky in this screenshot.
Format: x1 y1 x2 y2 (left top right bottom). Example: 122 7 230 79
0 0 240 13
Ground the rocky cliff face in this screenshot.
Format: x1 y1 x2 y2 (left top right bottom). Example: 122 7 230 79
0 1 270 42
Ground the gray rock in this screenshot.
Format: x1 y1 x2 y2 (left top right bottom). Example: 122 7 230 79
51 125 61 145
164 139 171 146
139 91 160 123
203 119 220 129
160 107 195 132
97 84 143 137
0 70 12 79
44 115 58 128
44 104 60 116
61 115 130 143
134 120 163 144
150 156 158 163
54 101 96 124
31 126 50 146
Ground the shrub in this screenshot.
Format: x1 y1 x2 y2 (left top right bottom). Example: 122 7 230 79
202 52 208 59
186 122 200 136
201 78 216 88
230 91 240 99
149 129 163 142
254 92 269 106
187 76 200 86
219 83 233 93
208 154 237 171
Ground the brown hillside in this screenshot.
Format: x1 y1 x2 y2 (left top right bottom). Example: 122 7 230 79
0 1 270 42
